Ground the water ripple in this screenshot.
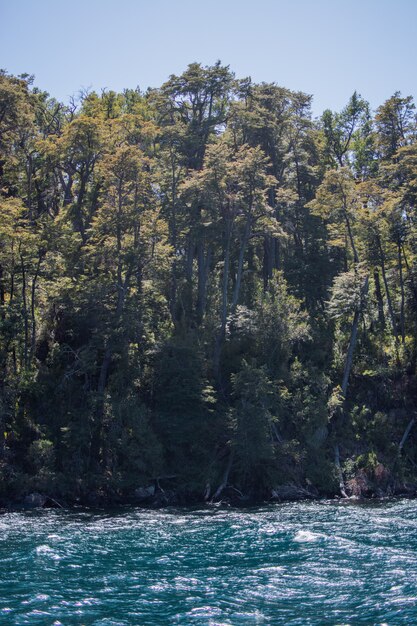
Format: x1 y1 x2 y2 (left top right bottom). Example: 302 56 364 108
1 501 417 624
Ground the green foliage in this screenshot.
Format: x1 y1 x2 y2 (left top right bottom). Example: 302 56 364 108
28 439 55 472
328 264 369 319
151 336 217 487
230 361 277 493
0 67 416 504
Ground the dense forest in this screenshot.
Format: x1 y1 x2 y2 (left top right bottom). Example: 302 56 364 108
0 62 416 506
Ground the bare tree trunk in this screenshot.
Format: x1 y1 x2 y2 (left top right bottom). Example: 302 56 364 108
373 268 385 328
398 241 405 343
62 172 73 206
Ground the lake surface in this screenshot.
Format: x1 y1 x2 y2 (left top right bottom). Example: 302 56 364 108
1 500 417 625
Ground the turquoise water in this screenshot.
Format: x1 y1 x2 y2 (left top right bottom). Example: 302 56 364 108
1 500 417 625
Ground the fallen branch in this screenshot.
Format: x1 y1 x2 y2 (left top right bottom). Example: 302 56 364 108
227 485 244 498
46 496 64 509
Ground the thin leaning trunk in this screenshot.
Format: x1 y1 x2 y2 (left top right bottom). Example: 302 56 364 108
397 241 405 343
373 268 385 329
399 417 416 453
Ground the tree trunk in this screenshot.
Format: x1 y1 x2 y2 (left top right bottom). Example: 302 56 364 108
397 241 405 343
373 268 385 329
74 171 88 243
333 274 369 497
378 238 399 341
345 213 359 264
341 276 369 397
62 172 73 206
399 417 415 453
0 264 5 318
27 154 33 223
20 255 29 369
168 150 179 323
29 254 42 365
182 235 195 323
402 244 417 303
232 218 251 311
196 243 211 324
213 230 231 380
262 236 274 290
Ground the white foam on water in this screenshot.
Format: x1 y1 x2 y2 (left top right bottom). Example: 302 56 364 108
35 544 61 560
293 530 322 543
255 566 285 573
35 544 53 554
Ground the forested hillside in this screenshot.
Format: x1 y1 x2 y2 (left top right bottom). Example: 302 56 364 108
1 63 416 505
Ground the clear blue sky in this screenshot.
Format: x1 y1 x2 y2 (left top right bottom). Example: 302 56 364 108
1 0 416 117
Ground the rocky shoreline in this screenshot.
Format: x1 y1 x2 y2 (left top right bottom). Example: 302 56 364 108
2 479 417 512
